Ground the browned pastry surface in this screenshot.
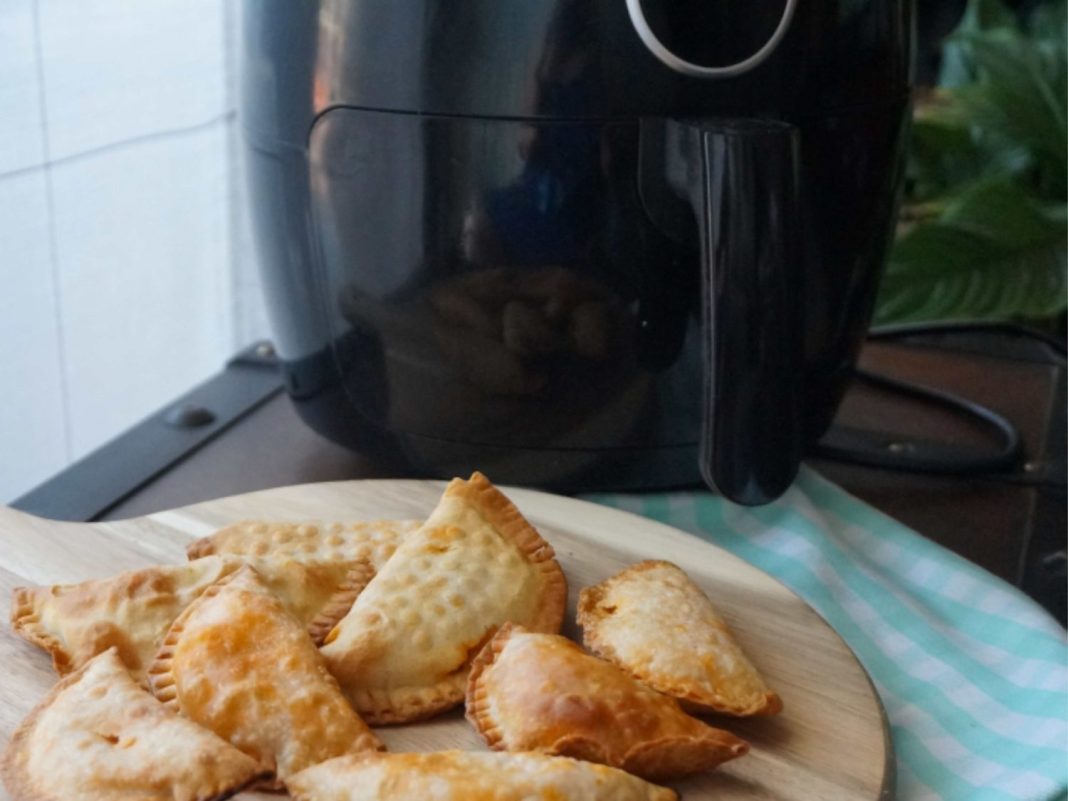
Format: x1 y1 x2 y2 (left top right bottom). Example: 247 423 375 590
466 623 749 780
186 519 418 568
1 648 268 801
287 750 678 801
11 555 372 681
148 565 382 788
578 560 782 716
319 472 567 724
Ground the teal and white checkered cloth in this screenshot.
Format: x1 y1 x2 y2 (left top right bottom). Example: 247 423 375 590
589 467 1068 801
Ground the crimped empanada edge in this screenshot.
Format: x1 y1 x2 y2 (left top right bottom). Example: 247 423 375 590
307 560 377 647
9 586 75 676
349 671 468 726
344 474 566 725
1 648 103 801
285 752 383 798
463 621 520 749
620 730 750 781
145 566 248 707
679 689 784 717
186 535 220 560
468 623 750 780
446 472 568 634
289 751 681 801
578 561 783 717
1 648 270 801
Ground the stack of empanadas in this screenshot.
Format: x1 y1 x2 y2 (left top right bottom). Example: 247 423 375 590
10 554 378 679
148 564 384 788
3 471 780 801
318 471 567 724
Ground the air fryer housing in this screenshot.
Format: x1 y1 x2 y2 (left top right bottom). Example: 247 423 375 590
241 0 913 504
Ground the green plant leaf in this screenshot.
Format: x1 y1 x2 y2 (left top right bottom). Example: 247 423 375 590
886 0 1066 326
955 28 1068 176
907 115 978 200
1029 0 1067 44
942 177 1066 244
876 180 1068 324
939 0 1021 87
904 111 1030 201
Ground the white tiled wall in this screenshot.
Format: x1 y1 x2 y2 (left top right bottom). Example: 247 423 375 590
36 0 228 160
0 172 68 497
51 126 233 457
0 0 267 502
0 0 45 174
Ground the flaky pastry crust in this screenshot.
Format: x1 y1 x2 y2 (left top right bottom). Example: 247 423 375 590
466 624 748 780
306 560 377 647
577 560 782 716
148 565 382 789
319 472 567 725
10 555 373 681
186 519 419 568
1 648 268 801
10 558 235 679
286 750 678 801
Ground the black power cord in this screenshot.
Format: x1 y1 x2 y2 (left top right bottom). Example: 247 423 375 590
867 320 1067 356
814 321 1065 477
815 367 1023 474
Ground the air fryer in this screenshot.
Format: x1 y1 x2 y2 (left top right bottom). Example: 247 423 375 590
241 0 913 504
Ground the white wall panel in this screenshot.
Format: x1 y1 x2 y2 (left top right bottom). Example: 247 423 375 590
37 0 226 160
0 0 45 174
0 171 68 501
0 0 269 499
51 124 234 458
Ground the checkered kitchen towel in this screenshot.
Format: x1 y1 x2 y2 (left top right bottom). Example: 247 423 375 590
589 467 1068 801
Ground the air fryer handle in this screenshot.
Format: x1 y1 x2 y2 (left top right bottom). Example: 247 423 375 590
676 119 804 504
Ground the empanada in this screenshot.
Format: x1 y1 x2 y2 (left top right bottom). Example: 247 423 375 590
10 555 373 680
578 560 782 716
320 472 567 724
1 648 267 801
466 624 748 780
287 750 677 801
148 564 382 787
187 519 419 567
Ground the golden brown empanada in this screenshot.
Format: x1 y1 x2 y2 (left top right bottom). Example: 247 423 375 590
187 519 420 567
578 560 782 716
1 648 268 801
148 564 382 788
466 623 748 780
320 472 567 725
10 555 373 681
287 750 678 801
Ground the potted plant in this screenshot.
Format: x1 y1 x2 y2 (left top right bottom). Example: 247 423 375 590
875 0 1067 329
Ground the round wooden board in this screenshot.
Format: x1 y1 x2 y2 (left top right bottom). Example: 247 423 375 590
0 480 893 800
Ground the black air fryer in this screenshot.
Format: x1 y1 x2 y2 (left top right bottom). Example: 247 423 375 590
242 0 912 505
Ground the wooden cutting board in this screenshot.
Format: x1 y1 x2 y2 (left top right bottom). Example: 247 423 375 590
0 480 893 800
